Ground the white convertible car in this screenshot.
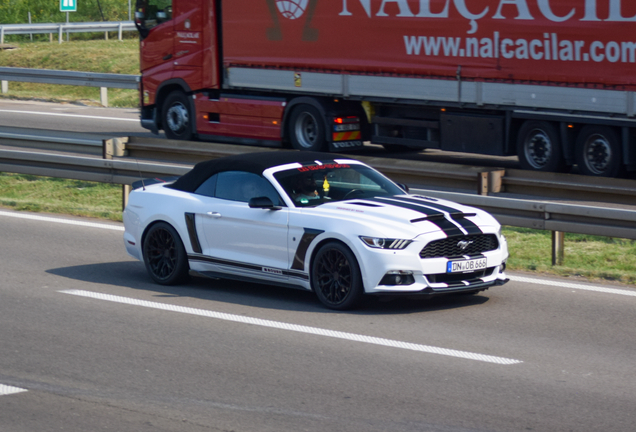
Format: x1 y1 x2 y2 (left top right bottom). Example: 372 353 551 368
123 151 509 309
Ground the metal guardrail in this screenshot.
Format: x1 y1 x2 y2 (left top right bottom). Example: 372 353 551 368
0 130 102 155
1 147 635 245
3 131 635 205
109 136 636 206
0 148 187 185
0 67 139 106
0 21 136 43
109 136 504 193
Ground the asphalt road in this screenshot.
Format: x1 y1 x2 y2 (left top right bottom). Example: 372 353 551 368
0 99 521 169
1 209 636 432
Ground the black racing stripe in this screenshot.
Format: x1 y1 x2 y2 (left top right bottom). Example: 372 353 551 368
365 197 463 237
189 254 308 280
291 228 324 271
385 196 483 235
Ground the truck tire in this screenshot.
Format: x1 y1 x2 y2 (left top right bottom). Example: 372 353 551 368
162 91 193 141
517 121 566 172
575 126 624 177
288 104 327 151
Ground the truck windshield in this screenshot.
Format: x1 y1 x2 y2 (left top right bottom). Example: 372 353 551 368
135 0 172 33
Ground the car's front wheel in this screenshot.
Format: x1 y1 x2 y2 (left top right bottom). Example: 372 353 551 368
143 222 189 285
311 241 363 310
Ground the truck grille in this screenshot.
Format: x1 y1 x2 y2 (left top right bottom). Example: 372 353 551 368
420 234 498 259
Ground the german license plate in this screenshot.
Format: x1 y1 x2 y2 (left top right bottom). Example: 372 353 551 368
447 257 487 273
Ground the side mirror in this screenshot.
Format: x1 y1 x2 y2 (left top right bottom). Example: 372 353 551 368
397 183 410 193
249 196 282 210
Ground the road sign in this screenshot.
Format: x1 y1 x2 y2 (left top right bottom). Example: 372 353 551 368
60 0 77 12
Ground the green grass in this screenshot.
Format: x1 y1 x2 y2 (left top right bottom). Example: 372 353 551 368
0 173 123 221
1 173 635 286
505 228 636 285
0 39 139 107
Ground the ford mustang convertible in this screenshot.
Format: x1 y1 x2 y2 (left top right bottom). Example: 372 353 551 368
123 151 509 309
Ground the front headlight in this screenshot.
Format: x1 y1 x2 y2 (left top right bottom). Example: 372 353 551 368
360 236 412 250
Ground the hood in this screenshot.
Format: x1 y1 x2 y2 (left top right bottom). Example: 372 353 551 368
314 194 498 238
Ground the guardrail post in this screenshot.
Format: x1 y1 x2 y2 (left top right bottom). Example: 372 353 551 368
118 23 123 41
552 231 565 266
100 87 108 107
1 80 8 94
0 26 4 44
122 184 131 211
58 25 63 44
477 169 506 195
478 172 488 195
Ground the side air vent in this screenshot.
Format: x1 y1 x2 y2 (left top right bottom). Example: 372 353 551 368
350 202 383 207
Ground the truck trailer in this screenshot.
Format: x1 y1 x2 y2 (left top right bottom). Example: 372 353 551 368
134 0 636 177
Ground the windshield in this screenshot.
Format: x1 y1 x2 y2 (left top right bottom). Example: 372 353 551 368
135 0 172 35
273 163 406 207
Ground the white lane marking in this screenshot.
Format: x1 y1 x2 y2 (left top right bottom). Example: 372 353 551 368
60 289 523 365
0 384 27 396
0 109 138 122
0 210 124 231
509 275 636 297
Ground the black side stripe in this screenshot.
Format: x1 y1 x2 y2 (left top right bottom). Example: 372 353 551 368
189 254 308 280
380 196 483 235
184 213 202 253
365 197 464 237
291 228 324 271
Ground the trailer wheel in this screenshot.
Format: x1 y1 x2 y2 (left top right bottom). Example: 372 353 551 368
162 91 193 141
575 126 624 177
517 121 565 172
288 104 327 151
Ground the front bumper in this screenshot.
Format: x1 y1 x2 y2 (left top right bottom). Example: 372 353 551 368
358 235 509 296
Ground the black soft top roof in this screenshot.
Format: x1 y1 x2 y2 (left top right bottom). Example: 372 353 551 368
169 151 340 192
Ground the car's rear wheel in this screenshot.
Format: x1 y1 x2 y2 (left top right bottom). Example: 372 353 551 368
143 222 189 285
311 241 363 310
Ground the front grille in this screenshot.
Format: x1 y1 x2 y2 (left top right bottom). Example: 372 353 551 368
420 234 498 259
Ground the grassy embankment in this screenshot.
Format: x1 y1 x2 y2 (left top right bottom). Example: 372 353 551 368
1 40 635 285
0 39 139 107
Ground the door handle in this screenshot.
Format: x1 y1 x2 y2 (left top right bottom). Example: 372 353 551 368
207 212 221 218
163 53 173 60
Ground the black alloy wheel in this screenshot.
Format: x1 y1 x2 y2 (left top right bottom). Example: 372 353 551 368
143 222 189 285
311 241 363 310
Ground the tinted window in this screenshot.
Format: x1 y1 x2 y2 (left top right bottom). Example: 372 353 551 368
215 171 283 205
194 174 217 198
